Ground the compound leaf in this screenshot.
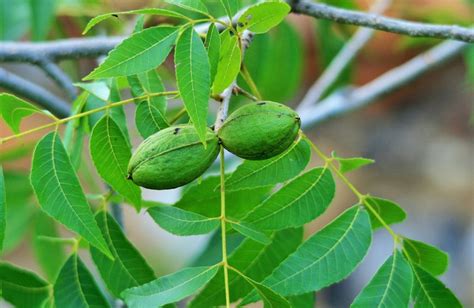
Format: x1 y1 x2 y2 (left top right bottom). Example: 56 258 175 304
403 238 449 276
122 265 219 307
90 211 155 298
365 196 407 230
351 250 412 308
31 132 111 258
175 26 211 144
85 26 178 79
237 1 290 34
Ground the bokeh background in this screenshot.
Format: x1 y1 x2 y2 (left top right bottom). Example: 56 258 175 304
0 0 473 307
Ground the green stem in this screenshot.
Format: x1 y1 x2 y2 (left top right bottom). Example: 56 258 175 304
240 65 262 100
0 91 178 144
219 146 231 308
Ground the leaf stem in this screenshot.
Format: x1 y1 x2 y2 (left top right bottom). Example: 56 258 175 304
0 91 178 144
169 107 187 124
219 146 231 308
303 134 399 240
240 65 262 100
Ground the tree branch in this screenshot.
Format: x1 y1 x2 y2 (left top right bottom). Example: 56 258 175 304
298 40 467 128
37 60 78 100
0 67 71 118
290 0 474 43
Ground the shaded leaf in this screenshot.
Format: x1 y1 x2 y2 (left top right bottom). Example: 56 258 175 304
191 228 303 307
237 1 290 34
334 155 374 174
54 254 111 308
30 0 56 40
212 29 241 95
0 0 29 40
33 213 66 281
0 93 42 133
225 138 311 191
205 23 221 84
175 26 211 144
288 293 316 307
129 70 169 138
244 206 371 302
365 196 407 230
85 26 178 79
90 211 155 298
122 265 219 307
90 115 141 209
165 0 209 15
411 264 462 308
230 221 271 245
190 230 244 268
403 238 449 276
30 132 111 258
0 166 4 252
148 206 220 236
83 8 188 34
0 262 50 307
244 167 335 230
351 251 412 307
108 78 131 145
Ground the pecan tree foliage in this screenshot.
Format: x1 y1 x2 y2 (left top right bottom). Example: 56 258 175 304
0 0 471 307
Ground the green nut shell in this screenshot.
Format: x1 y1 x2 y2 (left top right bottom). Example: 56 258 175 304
127 125 219 190
218 101 301 160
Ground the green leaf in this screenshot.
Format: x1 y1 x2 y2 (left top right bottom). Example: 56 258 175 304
165 0 209 16
411 264 462 308
244 206 371 302
191 228 303 307
30 132 112 258
231 269 291 308
334 155 374 174
83 8 188 34
108 78 131 146
90 115 141 209
122 265 219 307
175 175 270 219
85 26 178 79
237 1 290 34
90 211 155 298
54 254 111 308
0 93 42 133
129 70 169 138
351 251 412 308
212 29 241 95
230 221 271 245
148 206 220 236
288 293 316 307
63 93 88 170
33 213 66 281
365 196 407 230
244 167 335 230
205 23 221 84
403 238 449 276
225 138 311 191
30 0 56 40
175 26 211 144
219 0 238 20
0 262 50 307
0 166 5 252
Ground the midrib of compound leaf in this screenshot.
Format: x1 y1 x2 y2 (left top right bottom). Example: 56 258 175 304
31 131 112 258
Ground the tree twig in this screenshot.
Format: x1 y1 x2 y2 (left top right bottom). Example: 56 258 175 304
298 40 467 127
37 60 78 100
291 0 474 43
0 67 71 118
298 0 391 109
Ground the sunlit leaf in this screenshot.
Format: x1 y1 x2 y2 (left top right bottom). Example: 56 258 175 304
148 206 220 236
54 254 111 308
90 211 155 298
0 262 50 307
0 166 4 252
230 221 271 245
212 29 241 95
31 132 112 258
365 196 407 230
83 8 189 34
122 265 219 307
411 264 462 308
237 1 290 34
219 0 238 20
351 250 412 307
85 26 178 79
334 154 375 174
205 23 221 84
225 138 311 191
403 238 449 276
0 93 42 133
175 26 211 144
90 115 141 209
243 206 371 302
165 0 209 16
244 167 335 230
288 293 316 307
